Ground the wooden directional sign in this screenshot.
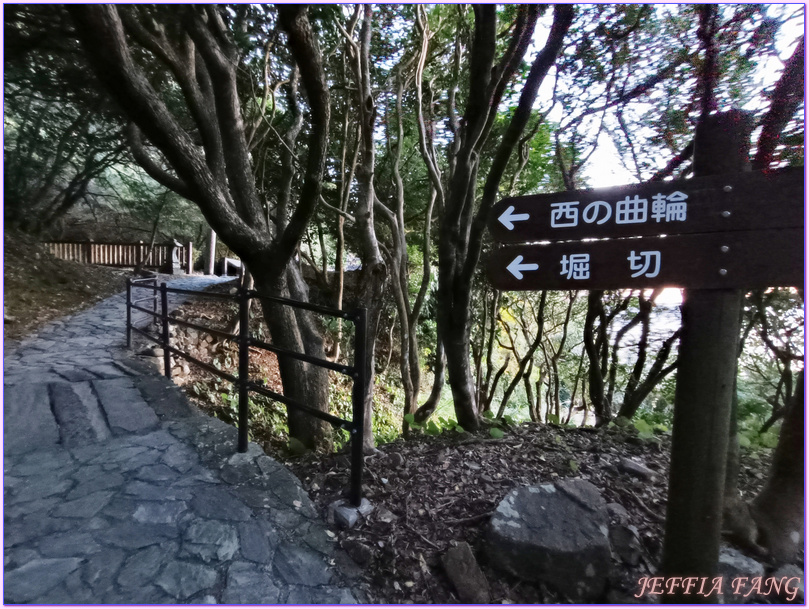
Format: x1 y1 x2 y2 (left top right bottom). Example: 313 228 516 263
486 228 803 291
488 167 803 243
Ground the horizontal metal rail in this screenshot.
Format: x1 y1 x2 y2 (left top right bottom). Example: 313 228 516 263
125 279 367 506
249 336 354 376
249 289 355 319
132 295 157 305
246 381 353 430
163 285 241 300
165 344 239 385
130 302 161 320
131 325 162 345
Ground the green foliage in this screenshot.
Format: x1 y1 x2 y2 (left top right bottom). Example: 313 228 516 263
489 427 505 439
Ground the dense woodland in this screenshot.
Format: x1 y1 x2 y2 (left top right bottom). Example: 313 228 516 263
4 3 805 588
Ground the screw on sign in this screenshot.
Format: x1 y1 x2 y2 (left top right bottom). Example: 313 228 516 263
485 166 803 291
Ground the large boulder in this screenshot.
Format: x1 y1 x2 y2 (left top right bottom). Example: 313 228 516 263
487 479 610 602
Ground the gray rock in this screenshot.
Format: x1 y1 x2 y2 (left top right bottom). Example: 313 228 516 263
487 480 610 602
51 490 114 519
133 500 188 524
3 383 60 455
329 500 360 529
771 565 804 603
222 561 280 604
4 558 82 603
190 487 253 521
286 585 357 604
182 520 239 562
117 545 168 589
38 532 101 558
155 560 218 600
274 542 332 586
238 521 274 563
376 506 397 523
82 548 126 588
135 464 181 482
356 497 374 517
101 522 177 549
441 541 491 603
617 457 657 480
606 502 630 523
92 377 159 435
609 524 643 566
717 545 765 603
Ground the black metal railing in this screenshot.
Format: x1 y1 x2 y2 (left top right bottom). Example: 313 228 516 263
126 279 367 506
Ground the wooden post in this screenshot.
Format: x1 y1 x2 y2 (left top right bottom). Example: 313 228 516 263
206 228 216 276
661 110 754 602
186 241 193 275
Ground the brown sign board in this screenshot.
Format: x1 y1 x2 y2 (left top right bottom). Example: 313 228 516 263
486 228 803 291
488 167 803 244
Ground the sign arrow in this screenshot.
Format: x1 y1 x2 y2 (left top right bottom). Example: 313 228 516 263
498 205 531 231
506 255 539 280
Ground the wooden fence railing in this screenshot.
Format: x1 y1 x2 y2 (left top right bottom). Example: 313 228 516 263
45 240 193 274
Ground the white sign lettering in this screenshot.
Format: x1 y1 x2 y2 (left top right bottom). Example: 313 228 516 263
560 253 590 280
628 250 661 278
548 191 688 229
550 201 579 227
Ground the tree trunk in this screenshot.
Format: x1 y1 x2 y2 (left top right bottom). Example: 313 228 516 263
750 369 804 563
253 267 331 450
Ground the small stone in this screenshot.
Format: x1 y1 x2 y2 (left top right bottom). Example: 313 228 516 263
356 497 374 517
333 504 359 529
376 507 397 523
442 542 491 603
617 458 657 480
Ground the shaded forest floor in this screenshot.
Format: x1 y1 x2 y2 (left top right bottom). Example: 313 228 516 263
3 240 778 603
4 229 129 343
152 280 777 603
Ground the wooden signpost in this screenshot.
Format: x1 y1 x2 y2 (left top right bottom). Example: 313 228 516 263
486 110 804 602
486 165 803 291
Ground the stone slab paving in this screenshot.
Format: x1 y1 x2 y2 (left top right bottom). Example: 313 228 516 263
4 275 362 604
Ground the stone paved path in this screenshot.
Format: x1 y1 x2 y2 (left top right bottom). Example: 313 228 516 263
4 275 362 604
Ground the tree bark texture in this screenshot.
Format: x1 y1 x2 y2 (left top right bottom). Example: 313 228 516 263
750 369 804 562
437 5 573 430
68 5 334 449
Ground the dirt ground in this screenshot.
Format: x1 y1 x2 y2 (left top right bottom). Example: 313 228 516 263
4 230 129 343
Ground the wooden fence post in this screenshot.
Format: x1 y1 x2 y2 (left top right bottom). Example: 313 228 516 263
186 241 193 274
661 110 754 601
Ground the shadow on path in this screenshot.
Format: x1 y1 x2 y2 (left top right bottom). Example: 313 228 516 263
4 275 362 604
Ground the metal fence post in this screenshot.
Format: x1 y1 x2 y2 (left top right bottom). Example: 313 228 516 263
349 307 367 507
237 288 250 453
126 278 132 348
160 282 171 378
153 279 158 319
